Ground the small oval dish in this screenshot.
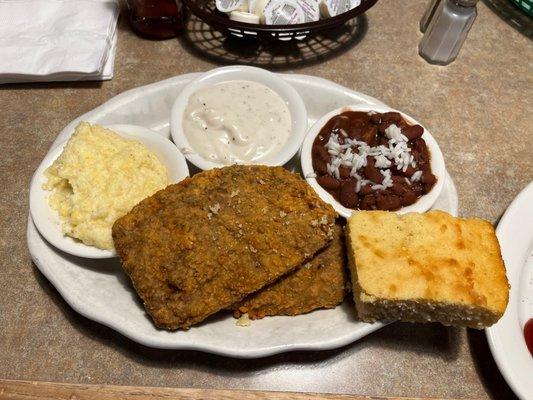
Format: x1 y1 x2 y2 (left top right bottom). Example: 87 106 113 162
29 124 190 259
300 104 446 218
170 65 308 171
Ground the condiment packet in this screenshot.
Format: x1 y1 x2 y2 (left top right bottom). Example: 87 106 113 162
250 0 275 16
229 10 261 23
296 0 320 22
350 0 361 10
216 0 248 13
253 0 316 23
263 0 305 24
319 0 351 18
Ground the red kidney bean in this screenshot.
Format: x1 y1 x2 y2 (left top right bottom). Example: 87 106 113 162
360 194 376 210
421 171 436 185
378 136 389 146
347 126 363 140
390 181 406 196
341 132 351 144
377 121 393 133
360 125 378 146
423 183 434 193
370 114 382 124
316 175 340 189
411 149 421 164
398 165 416 178
360 185 372 196
340 179 359 209
364 156 383 183
400 188 418 206
391 175 407 185
412 138 430 164
312 144 330 163
381 112 402 123
376 193 402 211
339 166 351 179
313 159 328 175
401 124 424 140
331 115 352 133
326 187 340 200
350 118 365 128
411 182 425 196
388 177 418 206
396 119 408 129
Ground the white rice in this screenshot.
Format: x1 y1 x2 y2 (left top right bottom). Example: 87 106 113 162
411 170 423 182
322 125 421 193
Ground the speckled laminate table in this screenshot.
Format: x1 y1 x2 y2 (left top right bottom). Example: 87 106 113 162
0 0 531 399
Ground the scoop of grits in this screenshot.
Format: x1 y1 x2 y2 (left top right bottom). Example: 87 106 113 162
43 122 168 250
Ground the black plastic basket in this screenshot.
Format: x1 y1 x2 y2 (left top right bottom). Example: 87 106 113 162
182 0 378 40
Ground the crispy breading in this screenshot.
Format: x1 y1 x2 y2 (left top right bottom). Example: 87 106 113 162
233 222 347 319
112 165 337 330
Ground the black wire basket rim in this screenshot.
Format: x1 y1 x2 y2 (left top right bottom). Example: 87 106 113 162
182 0 378 33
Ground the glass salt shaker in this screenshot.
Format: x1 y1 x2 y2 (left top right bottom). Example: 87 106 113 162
419 0 442 32
419 0 478 65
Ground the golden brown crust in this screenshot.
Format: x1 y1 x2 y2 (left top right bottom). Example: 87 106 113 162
346 210 509 328
233 222 347 319
112 165 337 330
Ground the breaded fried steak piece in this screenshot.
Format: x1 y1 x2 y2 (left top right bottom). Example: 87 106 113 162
112 165 337 330
346 210 509 328
233 223 347 319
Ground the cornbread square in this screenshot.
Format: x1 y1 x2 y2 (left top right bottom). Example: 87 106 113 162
113 165 337 330
233 222 347 319
346 210 509 328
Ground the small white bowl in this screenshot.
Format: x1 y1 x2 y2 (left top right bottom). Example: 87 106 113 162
170 65 308 170
29 124 190 259
301 104 446 218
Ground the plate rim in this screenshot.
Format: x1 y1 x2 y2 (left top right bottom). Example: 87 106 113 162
27 72 459 358
486 181 533 400
27 221 386 357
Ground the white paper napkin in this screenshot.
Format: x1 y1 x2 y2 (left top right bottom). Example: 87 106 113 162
0 0 119 84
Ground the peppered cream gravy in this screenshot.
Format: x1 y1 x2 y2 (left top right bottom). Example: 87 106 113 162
183 80 291 164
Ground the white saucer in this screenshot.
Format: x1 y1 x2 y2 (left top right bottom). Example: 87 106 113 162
300 103 447 218
29 124 189 259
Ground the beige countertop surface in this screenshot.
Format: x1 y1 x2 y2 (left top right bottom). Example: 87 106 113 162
0 0 531 398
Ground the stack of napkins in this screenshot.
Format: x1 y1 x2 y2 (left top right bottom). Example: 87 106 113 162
0 0 119 84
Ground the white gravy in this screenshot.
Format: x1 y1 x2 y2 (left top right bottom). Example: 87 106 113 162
183 80 291 164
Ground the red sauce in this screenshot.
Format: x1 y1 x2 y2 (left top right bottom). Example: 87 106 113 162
525 318 533 356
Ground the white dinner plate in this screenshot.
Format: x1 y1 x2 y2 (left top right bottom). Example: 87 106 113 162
27 72 459 358
486 182 533 400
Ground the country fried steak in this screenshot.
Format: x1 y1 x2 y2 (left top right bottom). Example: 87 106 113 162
112 165 337 330
233 222 347 319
